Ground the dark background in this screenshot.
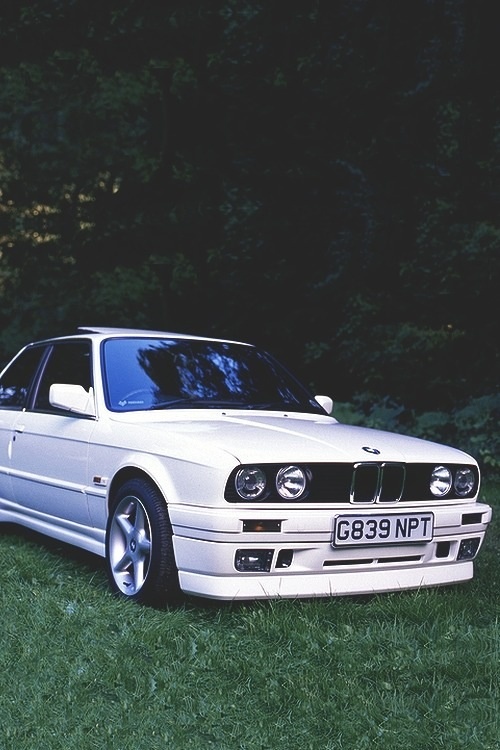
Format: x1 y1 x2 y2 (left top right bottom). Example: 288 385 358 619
0 0 499 465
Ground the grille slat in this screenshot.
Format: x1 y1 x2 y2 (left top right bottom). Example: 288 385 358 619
380 463 406 502
351 463 379 503
350 462 406 504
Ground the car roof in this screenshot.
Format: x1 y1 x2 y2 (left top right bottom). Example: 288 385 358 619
77 327 250 344
19 328 254 352
29 327 250 347
77 326 191 337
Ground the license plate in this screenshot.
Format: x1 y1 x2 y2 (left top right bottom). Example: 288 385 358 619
333 513 434 547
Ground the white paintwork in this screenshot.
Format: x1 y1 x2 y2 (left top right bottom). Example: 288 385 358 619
0 328 493 600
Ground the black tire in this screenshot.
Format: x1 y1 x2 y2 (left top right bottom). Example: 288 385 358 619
105 477 180 607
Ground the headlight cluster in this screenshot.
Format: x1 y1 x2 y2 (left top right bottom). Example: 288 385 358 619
234 465 309 501
430 465 477 498
225 462 479 503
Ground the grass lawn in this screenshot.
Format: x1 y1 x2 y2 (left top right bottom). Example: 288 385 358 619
1 479 498 750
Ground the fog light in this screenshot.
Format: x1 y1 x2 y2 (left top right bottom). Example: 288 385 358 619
457 538 480 560
235 549 273 572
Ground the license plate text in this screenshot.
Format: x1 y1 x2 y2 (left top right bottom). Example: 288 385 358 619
333 513 434 547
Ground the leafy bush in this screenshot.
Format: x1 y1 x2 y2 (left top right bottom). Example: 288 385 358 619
335 392 500 474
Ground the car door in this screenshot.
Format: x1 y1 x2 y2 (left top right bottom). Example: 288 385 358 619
0 344 48 508
9 340 96 526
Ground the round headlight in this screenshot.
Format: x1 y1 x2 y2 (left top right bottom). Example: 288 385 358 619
276 465 307 500
454 467 476 496
430 465 452 497
235 467 267 500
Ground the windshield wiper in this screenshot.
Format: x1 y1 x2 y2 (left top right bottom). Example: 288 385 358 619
148 398 304 411
148 398 247 410
148 397 196 410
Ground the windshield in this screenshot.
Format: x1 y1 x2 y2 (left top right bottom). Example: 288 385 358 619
102 337 325 414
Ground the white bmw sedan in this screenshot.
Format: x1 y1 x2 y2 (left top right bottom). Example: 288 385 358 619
0 327 492 606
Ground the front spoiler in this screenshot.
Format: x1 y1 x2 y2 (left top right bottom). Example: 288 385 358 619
177 559 475 600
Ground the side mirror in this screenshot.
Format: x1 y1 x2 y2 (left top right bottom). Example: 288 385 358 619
315 395 334 415
49 384 96 417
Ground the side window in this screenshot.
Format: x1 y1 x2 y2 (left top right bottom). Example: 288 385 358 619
34 342 92 412
0 346 47 409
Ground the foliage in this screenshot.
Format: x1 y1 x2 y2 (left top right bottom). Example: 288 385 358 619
335 392 500 473
0 1 499 414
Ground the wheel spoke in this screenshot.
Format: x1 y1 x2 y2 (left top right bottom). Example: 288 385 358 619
116 512 133 538
113 550 132 575
134 556 146 591
133 501 147 535
138 536 151 555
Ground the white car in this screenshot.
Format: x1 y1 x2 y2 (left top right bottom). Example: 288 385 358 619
0 327 492 606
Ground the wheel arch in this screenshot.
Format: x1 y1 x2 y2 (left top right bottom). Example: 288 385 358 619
108 466 168 513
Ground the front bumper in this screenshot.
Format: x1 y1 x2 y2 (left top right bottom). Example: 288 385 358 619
170 501 492 600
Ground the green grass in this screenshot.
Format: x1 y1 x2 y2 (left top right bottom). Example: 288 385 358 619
1 480 499 750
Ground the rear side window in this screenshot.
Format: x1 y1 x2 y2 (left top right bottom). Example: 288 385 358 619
0 346 47 408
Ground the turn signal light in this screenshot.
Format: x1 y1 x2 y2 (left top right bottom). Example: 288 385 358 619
242 520 282 532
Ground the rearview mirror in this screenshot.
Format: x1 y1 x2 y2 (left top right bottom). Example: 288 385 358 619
49 384 96 417
315 395 333 414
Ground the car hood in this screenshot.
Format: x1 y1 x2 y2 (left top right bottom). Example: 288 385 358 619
109 410 475 466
